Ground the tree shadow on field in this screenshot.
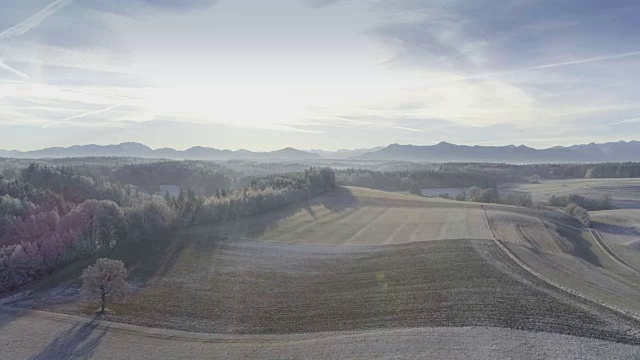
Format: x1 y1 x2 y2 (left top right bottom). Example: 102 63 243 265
29 316 107 360
592 221 640 237
555 226 602 267
202 186 360 241
107 228 190 289
103 187 360 286
612 199 640 209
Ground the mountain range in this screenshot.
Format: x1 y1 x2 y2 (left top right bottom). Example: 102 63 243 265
0 143 320 160
1 141 640 163
307 147 384 159
358 141 640 163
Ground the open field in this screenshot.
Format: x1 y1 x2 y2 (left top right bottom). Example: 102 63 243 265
18 238 640 341
203 187 493 245
487 208 640 318
5 186 640 359
591 209 640 269
2 308 640 360
502 178 640 208
7 187 640 346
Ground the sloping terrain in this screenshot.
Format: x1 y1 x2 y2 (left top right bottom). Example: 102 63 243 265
2 308 639 360
486 208 640 318
13 237 640 343
207 187 493 245
591 209 640 269
8 187 640 349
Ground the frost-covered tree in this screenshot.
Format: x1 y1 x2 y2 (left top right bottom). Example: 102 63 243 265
81 258 128 313
8 245 30 287
0 247 11 291
57 200 127 255
565 203 590 227
125 199 174 242
191 168 336 226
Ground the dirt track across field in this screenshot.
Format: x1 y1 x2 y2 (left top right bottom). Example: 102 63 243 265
2 307 640 360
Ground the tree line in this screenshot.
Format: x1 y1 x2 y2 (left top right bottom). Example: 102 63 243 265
108 161 241 196
0 164 336 294
547 193 613 211
168 167 336 226
434 186 533 207
335 169 498 193
333 162 640 195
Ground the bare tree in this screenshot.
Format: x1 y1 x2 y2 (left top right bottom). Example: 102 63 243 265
81 258 128 313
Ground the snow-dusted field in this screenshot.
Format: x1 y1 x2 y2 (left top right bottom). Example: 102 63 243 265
486 207 640 318
2 307 639 360
591 209 640 268
5 187 640 358
204 186 493 245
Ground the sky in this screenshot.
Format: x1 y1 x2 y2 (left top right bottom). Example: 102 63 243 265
1 0 640 151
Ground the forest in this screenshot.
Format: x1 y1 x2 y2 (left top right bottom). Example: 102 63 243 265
335 168 498 193
0 164 336 294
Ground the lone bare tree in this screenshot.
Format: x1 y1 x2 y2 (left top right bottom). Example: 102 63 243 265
81 258 128 313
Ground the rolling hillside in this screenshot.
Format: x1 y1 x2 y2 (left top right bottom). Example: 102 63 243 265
7 187 640 347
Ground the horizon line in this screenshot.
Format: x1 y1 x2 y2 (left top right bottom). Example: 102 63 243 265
1 139 639 154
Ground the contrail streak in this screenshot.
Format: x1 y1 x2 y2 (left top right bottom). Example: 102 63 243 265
60 105 120 122
0 59 30 79
391 126 424 133
445 50 640 83
609 117 640 126
0 0 74 40
523 51 640 71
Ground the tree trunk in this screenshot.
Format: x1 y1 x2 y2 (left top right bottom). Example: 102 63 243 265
101 292 106 313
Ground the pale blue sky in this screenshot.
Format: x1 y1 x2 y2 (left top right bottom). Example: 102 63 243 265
1 0 640 150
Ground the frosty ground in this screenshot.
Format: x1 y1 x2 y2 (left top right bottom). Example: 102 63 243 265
4 187 640 358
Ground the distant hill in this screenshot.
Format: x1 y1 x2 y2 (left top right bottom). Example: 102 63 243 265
358 141 640 163
3 140 640 162
308 147 384 159
0 142 321 160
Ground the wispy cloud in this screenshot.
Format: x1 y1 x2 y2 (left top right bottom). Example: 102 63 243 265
0 0 74 40
391 126 424 132
609 117 640 126
443 50 640 84
524 51 640 71
60 104 120 122
263 124 324 134
0 59 30 79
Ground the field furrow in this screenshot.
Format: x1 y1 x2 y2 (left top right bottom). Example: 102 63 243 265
9 187 640 352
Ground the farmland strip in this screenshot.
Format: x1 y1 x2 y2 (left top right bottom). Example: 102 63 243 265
343 208 389 245
482 208 640 324
590 229 640 274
